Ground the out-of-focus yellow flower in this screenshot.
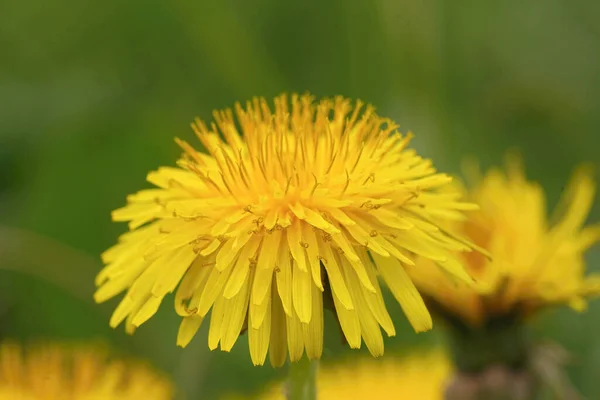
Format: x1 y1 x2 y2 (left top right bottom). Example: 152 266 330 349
225 350 450 400
0 342 173 400
409 157 600 326
95 93 479 366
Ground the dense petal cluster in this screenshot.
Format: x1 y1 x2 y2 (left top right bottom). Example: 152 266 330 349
226 350 450 400
409 158 600 326
0 342 173 400
95 93 477 366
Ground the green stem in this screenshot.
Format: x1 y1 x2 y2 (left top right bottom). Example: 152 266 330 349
286 358 318 400
445 314 531 372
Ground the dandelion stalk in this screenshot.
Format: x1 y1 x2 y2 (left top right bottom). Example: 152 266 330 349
286 358 318 400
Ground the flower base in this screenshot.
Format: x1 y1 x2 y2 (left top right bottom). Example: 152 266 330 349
445 315 531 373
442 315 581 400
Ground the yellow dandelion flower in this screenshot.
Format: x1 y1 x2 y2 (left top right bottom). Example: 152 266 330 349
226 350 450 400
0 342 174 400
409 156 600 326
95 93 478 366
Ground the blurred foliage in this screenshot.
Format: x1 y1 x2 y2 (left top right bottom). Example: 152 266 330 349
0 0 599 399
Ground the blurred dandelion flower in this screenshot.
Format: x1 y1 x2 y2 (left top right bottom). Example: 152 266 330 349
95 93 478 366
227 350 450 400
0 342 173 399
410 156 600 326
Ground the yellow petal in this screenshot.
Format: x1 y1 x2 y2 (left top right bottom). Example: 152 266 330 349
112 203 162 223
123 296 148 335
248 294 271 366
197 265 234 317
553 165 595 233
319 242 353 310
152 246 197 297
568 296 587 312
100 224 155 263
215 239 240 271
258 230 282 271
344 221 390 257
132 296 162 327
109 296 133 328
344 263 384 356
220 268 252 351
263 208 280 230
326 208 356 226
302 224 324 291
211 217 231 237
175 257 212 316
288 221 307 271
292 260 312 324
95 258 148 303
289 202 306 219
224 235 261 299
330 232 360 262
144 221 203 260
223 259 250 300
331 233 375 293
436 257 475 285
285 309 305 362
126 187 184 203
302 282 324 359
576 225 600 251
250 286 271 330
252 231 282 305
146 166 202 190
269 287 288 367
371 208 413 230
331 288 361 349
373 254 432 333
231 219 256 250
275 240 293 315
200 238 221 257
389 229 447 262
126 254 168 302
208 295 226 350
303 207 340 233
177 315 204 348
356 251 396 337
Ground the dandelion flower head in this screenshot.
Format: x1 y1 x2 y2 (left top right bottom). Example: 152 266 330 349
0 342 173 400
409 156 600 326
95 93 478 366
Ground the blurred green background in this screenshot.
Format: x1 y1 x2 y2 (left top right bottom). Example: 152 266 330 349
1 1 599 398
